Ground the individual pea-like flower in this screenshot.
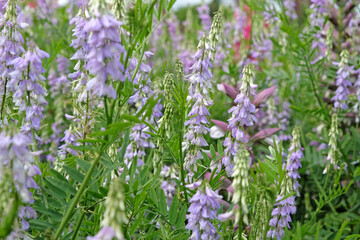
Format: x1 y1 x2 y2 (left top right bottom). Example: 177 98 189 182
267 175 296 240
10 43 49 134
84 9 126 98
88 178 127 240
222 64 257 176
232 149 250 225
286 127 303 196
332 50 354 109
185 182 222 240
323 114 341 174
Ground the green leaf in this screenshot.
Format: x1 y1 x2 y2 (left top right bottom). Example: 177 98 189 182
168 196 179 225
334 220 350 240
76 158 91 172
210 144 216 160
29 219 56 230
63 165 85 183
45 177 77 195
159 189 167 216
175 206 187 229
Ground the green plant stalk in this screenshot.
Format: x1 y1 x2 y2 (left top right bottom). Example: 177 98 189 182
0 78 8 121
70 211 85 240
54 144 105 239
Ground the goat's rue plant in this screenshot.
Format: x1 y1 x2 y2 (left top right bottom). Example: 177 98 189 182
0 0 359 239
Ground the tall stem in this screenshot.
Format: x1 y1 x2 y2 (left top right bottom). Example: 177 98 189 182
54 145 105 240
0 78 8 121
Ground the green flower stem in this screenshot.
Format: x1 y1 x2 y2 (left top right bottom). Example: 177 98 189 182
54 144 105 240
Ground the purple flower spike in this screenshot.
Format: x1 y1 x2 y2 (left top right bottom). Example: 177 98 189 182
183 36 213 182
222 64 257 176
84 13 126 98
186 183 222 240
332 50 354 109
286 127 303 196
267 195 296 240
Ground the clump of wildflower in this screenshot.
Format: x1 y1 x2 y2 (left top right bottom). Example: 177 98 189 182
183 35 213 182
332 50 354 109
222 64 257 176
208 12 222 62
160 165 178 208
309 0 327 28
232 149 250 225
124 53 162 171
159 72 175 139
323 114 341 174
69 2 90 102
10 43 49 134
197 3 211 35
185 181 222 240
252 193 269 240
85 1 126 99
88 178 127 240
0 131 41 204
267 175 296 239
286 126 303 196
111 0 125 21
284 0 297 20
0 0 27 122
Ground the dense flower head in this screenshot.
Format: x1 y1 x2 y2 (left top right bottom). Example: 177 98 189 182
208 11 222 62
102 178 127 239
185 182 222 240
10 43 49 133
184 35 213 181
84 12 126 98
286 126 303 196
232 149 250 225
160 165 178 207
124 54 162 172
0 131 41 204
332 50 354 109
222 64 257 176
323 114 341 174
0 0 27 121
197 3 211 35
267 194 296 239
309 0 327 28
284 0 297 20
267 175 296 240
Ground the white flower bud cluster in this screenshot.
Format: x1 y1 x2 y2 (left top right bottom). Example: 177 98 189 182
232 149 250 225
103 178 128 239
323 114 341 174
